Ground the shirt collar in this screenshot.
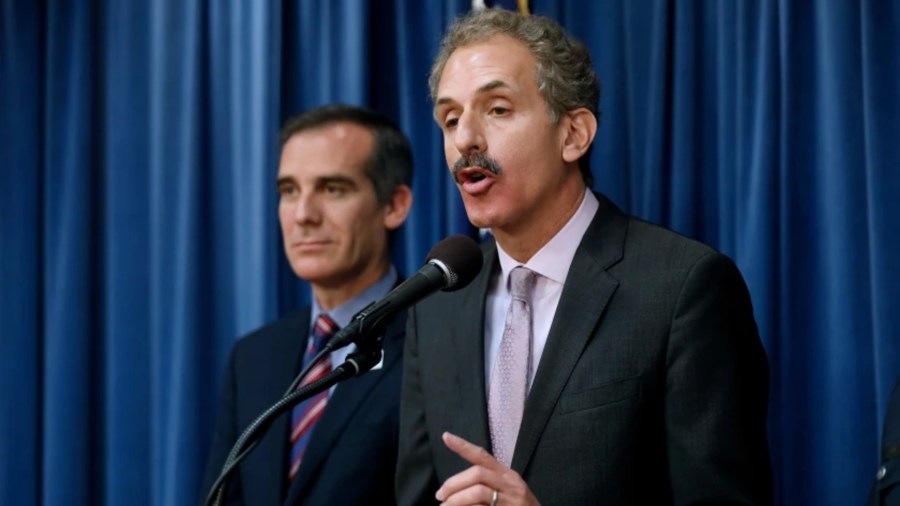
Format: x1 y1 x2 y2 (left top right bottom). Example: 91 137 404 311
310 265 398 331
496 189 599 286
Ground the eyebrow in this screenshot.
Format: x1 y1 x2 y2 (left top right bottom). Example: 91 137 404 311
435 79 513 108
316 175 358 188
275 174 359 188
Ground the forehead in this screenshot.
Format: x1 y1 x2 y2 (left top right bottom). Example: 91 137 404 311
437 34 538 100
279 122 374 178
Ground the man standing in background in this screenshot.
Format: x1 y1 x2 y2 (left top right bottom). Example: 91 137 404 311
204 105 414 505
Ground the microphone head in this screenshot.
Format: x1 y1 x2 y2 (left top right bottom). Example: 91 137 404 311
425 235 483 292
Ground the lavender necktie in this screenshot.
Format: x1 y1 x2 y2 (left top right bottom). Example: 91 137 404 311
489 266 537 467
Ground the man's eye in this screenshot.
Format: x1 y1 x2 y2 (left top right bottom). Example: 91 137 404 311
490 107 509 116
444 117 458 129
324 184 346 195
279 185 296 196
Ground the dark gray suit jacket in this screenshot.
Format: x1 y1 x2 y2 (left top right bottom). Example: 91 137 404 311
202 307 405 506
867 378 900 506
397 193 772 505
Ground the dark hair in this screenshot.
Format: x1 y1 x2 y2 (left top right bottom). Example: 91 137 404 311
430 9 599 187
280 104 414 204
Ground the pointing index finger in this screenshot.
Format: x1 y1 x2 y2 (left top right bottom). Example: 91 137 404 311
442 432 506 472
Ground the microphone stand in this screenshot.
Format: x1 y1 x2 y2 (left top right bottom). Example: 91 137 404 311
205 337 384 506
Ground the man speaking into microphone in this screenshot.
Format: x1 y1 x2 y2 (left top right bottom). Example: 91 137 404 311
202 104 413 505
397 9 772 506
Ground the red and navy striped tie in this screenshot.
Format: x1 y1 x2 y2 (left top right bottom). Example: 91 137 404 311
288 313 338 481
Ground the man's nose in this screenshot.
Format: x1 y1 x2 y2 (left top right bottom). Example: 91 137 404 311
293 193 321 224
453 112 486 155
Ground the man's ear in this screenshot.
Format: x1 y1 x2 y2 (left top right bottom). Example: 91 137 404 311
382 184 413 231
560 108 597 163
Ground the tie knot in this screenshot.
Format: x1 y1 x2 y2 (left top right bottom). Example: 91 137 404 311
508 266 536 300
312 314 339 350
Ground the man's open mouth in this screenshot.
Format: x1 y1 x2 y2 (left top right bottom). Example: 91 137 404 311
468 172 486 183
452 153 503 184
456 166 496 185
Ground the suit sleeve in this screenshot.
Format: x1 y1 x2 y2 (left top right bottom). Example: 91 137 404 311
200 345 244 506
664 252 773 505
396 305 441 506
868 378 900 506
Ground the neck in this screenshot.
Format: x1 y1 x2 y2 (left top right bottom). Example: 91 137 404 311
493 181 586 263
312 259 390 311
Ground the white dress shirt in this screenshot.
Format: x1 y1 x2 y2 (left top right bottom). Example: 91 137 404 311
484 189 599 392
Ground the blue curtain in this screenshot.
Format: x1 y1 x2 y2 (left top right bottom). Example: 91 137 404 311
1 1 897 505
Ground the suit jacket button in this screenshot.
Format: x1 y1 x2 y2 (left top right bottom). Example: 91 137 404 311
877 465 887 480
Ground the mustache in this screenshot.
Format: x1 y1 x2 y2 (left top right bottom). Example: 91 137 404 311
452 153 503 182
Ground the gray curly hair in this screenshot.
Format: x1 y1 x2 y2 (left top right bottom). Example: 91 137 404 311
429 9 600 186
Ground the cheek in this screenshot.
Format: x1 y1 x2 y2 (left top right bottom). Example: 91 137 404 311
341 205 382 246
493 150 529 184
504 137 554 180
444 148 459 172
278 207 293 232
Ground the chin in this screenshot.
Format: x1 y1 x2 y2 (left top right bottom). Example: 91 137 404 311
462 198 506 228
290 259 333 281
463 210 501 231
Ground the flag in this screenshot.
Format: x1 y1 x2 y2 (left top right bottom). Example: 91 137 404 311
473 0 532 15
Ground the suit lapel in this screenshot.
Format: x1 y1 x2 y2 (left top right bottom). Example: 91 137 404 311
452 241 497 450
511 195 627 473
285 313 406 502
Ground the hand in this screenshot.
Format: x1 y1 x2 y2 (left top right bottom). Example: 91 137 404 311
435 432 540 506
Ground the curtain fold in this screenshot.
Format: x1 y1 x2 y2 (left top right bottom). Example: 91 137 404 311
2 1 898 505
42 1 103 503
101 2 153 504
1 3 43 505
860 1 900 425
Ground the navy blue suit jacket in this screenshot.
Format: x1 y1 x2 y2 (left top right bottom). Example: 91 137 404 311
202 307 405 505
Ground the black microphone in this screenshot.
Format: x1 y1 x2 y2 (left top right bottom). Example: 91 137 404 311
326 234 483 351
